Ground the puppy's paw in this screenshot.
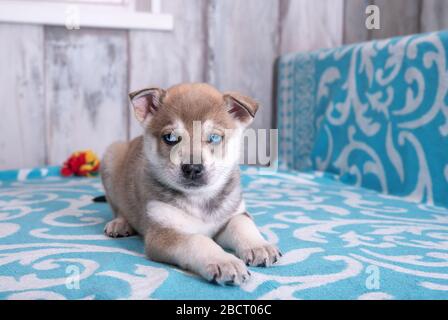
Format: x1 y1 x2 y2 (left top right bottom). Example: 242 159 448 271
203 254 250 286
104 218 136 238
239 243 281 267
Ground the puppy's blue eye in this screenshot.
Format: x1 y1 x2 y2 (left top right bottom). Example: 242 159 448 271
162 133 180 145
208 134 223 144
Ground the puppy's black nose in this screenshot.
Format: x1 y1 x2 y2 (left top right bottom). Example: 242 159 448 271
181 164 204 180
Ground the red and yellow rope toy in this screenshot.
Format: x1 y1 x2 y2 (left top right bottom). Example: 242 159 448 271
61 150 100 177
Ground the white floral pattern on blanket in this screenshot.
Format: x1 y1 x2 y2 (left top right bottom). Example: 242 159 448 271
0 167 447 300
277 31 448 208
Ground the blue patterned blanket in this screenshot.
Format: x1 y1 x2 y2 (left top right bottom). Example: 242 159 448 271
0 166 447 299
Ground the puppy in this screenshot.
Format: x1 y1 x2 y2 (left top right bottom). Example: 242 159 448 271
100 83 280 285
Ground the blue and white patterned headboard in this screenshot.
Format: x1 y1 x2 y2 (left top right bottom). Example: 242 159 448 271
277 31 448 207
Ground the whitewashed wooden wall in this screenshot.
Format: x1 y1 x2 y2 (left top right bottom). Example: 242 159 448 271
344 0 448 43
45 27 129 165
0 0 344 170
1 0 447 170
280 0 344 53
0 25 45 169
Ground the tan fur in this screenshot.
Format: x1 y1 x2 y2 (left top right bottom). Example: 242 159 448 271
147 84 236 137
102 136 165 236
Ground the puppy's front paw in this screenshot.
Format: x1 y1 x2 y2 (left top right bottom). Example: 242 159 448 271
104 218 136 238
203 254 250 286
239 243 281 267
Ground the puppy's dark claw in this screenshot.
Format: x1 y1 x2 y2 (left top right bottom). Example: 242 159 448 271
257 258 268 267
211 274 219 285
225 275 236 286
226 274 237 285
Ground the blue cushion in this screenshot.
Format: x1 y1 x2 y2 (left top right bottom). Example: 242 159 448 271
277 31 448 208
1 167 447 299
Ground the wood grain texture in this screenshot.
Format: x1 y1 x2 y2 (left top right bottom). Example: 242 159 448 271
343 0 373 44
280 0 344 54
45 27 128 164
370 0 421 39
129 0 207 138
421 0 448 32
0 23 45 170
208 0 279 131
7 0 444 170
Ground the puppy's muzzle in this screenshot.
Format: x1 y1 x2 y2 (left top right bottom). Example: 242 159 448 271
181 164 204 181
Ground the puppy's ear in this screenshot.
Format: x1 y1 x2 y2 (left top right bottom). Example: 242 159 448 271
223 92 259 126
129 87 166 123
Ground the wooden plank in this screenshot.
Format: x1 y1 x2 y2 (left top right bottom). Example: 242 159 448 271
45 27 128 165
370 0 421 39
343 0 373 44
0 23 45 170
208 0 280 131
420 0 448 32
129 0 207 138
0 0 173 31
280 0 344 53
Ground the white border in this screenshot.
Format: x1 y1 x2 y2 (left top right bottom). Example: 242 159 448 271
0 0 173 31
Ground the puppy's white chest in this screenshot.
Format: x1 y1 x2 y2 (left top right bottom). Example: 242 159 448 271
146 200 222 237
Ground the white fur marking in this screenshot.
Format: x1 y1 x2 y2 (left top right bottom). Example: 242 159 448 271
146 201 221 237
